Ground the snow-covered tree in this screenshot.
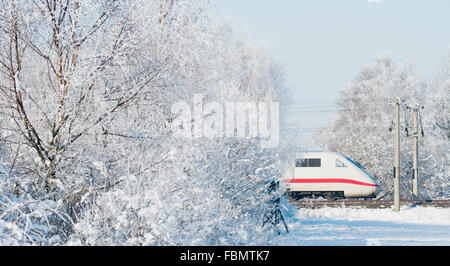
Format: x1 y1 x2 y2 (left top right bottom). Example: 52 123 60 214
422 50 450 198
0 0 291 245
314 55 428 199
314 53 450 200
428 50 450 140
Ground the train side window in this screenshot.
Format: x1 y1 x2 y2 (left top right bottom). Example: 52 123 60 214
336 159 347 167
296 158 321 167
308 159 321 167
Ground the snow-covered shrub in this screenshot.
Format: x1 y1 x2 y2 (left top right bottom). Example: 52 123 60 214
69 139 286 245
0 162 73 245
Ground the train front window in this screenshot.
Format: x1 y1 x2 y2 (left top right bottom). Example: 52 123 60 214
295 159 307 167
336 159 347 167
295 158 321 167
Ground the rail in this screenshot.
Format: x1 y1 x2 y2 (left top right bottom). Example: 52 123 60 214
288 197 450 209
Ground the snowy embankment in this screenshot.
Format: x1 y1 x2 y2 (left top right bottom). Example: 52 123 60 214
276 204 450 246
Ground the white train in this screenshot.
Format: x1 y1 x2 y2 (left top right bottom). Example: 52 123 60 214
285 151 380 199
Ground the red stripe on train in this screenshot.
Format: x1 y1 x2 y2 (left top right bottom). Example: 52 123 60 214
285 178 379 187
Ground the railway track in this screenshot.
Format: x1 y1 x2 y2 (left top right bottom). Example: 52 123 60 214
288 197 450 209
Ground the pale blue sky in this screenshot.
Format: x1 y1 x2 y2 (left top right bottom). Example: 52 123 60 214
216 0 450 129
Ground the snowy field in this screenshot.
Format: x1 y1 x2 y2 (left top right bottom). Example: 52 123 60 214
276 205 450 246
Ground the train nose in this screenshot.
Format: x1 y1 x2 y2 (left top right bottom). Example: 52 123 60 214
373 185 380 196
373 179 381 195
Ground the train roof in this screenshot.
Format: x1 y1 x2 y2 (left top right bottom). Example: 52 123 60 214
294 151 346 157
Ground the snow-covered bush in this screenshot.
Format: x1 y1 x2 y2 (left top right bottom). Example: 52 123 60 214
68 139 286 245
0 161 73 245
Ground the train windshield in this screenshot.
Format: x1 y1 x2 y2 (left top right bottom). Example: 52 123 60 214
343 155 377 183
344 156 364 169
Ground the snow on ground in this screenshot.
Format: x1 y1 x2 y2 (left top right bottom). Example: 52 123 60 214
276 205 450 246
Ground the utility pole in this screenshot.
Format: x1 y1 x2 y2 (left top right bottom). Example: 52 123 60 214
412 103 419 198
394 98 401 212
